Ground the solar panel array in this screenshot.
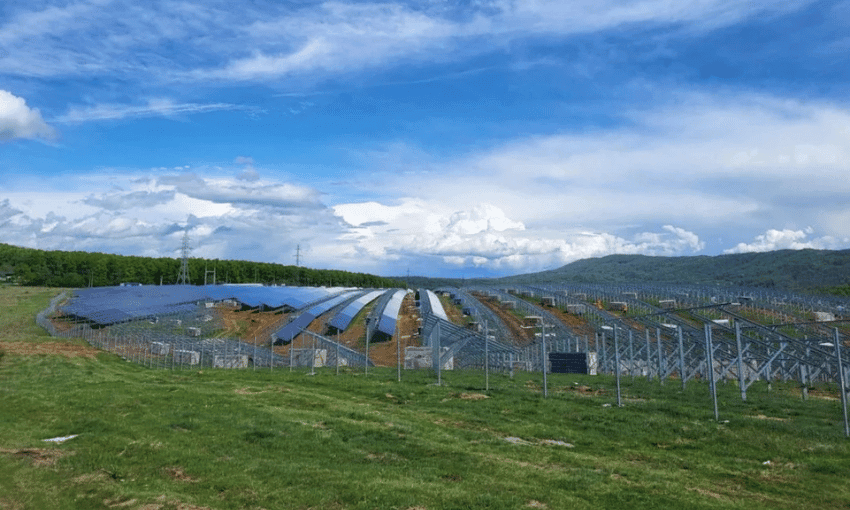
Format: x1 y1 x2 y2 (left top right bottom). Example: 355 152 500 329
62 285 346 326
377 289 408 336
327 290 387 331
423 289 448 322
272 290 364 344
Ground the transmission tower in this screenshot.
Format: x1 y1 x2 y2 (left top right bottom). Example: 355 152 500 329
177 230 191 285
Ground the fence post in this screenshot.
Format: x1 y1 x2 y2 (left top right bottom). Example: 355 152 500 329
705 324 719 421
678 326 686 390
614 326 622 407
657 328 664 385
735 322 747 401
484 321 489 392
835 328 849 438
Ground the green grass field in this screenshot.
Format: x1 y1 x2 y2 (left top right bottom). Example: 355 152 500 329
1 287 849 509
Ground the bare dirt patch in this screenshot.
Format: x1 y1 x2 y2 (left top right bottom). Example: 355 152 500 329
471 292 533 345
165 466 199 483
459 393 489 400
369 293 420 367
138 496 212 510
217 308 289 343
751 414 790 422
0 447 69 467
0 340 99 358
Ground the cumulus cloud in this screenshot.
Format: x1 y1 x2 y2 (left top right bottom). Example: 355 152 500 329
0 199 25 225
0 90 56 141
723 227 843 253
334 200 704 272
0 171 346 266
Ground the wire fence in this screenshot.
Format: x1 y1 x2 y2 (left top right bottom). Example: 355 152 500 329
36 285 850 437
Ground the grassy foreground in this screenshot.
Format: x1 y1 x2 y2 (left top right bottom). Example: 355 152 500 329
1 287 849 510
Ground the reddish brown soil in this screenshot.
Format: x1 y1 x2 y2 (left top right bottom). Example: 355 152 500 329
439 295 469 326
471 292 534 346
268 292 422 367
0 447 69 467
536 304 597 337
369 293 420 366
217 308 290 344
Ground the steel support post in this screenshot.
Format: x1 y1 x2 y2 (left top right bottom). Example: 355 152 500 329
432 322 442 385
645 328 652 382
310 334 316 376
705 324 719 421
678 326 686 390
485 321 489 391
614 327 622 407
835 328 849 438
734 322 747 401
628 330 635 380
542 322 548 398
599 332 606 375
657 328 664 385
365 324 371 376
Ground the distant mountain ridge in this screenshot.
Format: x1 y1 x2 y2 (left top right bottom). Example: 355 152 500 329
494 249 850 290
403 249 850 292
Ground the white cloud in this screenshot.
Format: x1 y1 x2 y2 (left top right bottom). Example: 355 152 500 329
234 156 260 182
0 90 56 141
58 99 243 123
155 173 323 210
333 200 704 271
0 1 815 82
723 227 843 253
350 90 850 243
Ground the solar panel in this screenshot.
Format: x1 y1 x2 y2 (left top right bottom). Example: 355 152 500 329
423 290 448 322
272 313 315 344
328 290 387 331
377 289 408 337
62 284 343 326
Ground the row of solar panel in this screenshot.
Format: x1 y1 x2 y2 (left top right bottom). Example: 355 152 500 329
62 285 349 325
63 285 410 345
327 290 387 331
377 289 409 336
422 289 449 322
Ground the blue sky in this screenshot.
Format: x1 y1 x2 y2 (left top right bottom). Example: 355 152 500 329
2 0 849 279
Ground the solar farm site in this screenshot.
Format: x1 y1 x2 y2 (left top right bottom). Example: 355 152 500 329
6 282 850 508
41 281 849 425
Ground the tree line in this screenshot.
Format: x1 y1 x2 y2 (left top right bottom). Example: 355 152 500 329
0 243 404 289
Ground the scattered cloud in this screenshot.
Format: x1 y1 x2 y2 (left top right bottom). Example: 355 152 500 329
83 190 176 210
723 227 843 253
57 99 244 123
234 156 260 182
0 1 816 82
0 90 56 141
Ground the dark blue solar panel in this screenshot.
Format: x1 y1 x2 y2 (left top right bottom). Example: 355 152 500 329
328 290 386 331
272 313 315 343
307 290 361 317
62 284 342 326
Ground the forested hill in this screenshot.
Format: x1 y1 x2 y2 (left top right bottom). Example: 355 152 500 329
0 243 404 288
493 249 850 291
